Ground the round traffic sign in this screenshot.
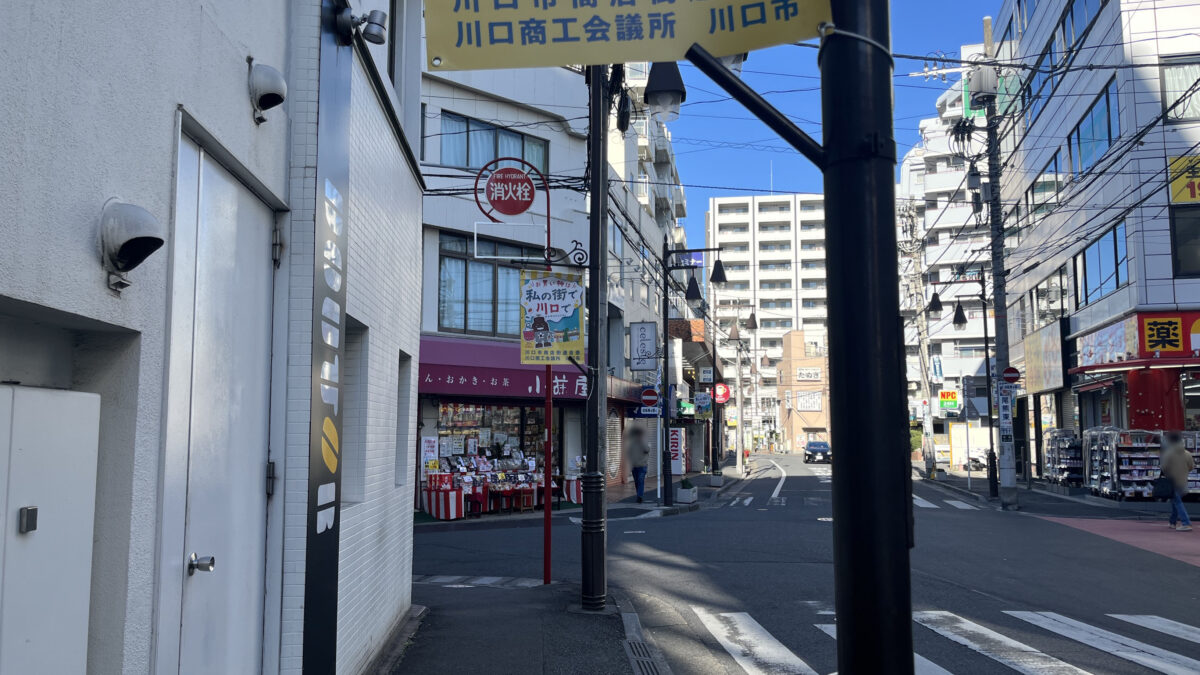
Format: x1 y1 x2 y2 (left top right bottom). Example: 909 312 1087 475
1002 367 1020 383
641 388 660 407
713 383 731 404
485 167 535 216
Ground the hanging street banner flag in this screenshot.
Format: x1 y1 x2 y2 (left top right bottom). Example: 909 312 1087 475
630 321 658 371
520 270 585 365
427 0 834 72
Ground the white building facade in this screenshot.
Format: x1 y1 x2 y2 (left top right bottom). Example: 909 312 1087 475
896 63 997 465
993 0 1200 472
706 193 831 451
0 1 425 673
417 61 690 498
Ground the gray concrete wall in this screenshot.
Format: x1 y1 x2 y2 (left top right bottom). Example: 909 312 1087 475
0 2 289 673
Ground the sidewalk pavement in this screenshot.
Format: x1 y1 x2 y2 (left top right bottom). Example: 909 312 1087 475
912 461 1200 517
389 581 633 674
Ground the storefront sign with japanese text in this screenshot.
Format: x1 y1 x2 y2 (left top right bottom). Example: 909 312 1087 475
796 390 822 412
695 392 713 419
520 270 584 365
796 367 821 382
1077 316 1137 367
1137 312 1200 357
427 0 833 71
420 363 589 399
1023 321 1064 394
939 390 959 410
1169 155 1200 204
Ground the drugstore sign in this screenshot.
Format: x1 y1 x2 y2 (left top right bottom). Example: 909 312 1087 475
1138 311 1200 357
1169 156 1200 204
426 0 832 71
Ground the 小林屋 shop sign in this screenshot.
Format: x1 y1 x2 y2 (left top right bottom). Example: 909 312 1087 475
420 363 589 400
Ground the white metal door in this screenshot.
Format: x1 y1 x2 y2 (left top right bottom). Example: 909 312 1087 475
177 141 274 673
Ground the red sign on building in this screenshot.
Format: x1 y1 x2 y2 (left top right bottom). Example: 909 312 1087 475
485 167 535 216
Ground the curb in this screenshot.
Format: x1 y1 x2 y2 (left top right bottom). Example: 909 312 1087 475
918 475 992 504
367 604 428 674
612 588 674 675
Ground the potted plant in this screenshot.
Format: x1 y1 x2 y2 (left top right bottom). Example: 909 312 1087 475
675 477 698 504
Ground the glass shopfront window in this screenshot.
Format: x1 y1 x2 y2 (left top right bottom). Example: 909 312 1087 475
433 402 566 475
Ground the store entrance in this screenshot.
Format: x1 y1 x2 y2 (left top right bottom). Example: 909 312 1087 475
1015 398 1029 479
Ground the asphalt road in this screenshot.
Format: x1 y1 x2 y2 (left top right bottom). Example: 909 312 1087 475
413 453 1200 674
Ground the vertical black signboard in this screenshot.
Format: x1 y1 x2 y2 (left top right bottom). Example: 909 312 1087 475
304 1 351 671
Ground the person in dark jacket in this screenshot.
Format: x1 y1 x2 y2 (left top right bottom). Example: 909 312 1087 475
626 427 651 503
1161 431 1194 532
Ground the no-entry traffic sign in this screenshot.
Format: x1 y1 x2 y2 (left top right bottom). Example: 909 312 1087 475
485 167 535 216
641 388 660 407
1002 367 1020 383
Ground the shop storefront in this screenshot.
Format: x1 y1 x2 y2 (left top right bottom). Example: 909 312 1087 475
418 336 587 519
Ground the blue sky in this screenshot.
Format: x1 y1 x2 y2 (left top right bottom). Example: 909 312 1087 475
672 0 995 246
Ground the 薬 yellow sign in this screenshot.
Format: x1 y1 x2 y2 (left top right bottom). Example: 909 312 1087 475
1169 156 1200 204
427 0 833 71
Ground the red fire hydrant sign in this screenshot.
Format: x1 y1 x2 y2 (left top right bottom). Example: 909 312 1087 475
486 167 535 216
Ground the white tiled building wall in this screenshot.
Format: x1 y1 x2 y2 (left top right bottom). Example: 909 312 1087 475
706 194 830 440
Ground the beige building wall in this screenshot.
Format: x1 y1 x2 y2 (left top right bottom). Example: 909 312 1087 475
778 330 831 453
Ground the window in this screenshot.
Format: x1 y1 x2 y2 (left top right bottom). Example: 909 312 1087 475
719 223 749 233
800 201 822 212
957 346 987 357
801 279 826 290
1074 222 1127 305
759 222 791 233
760 319 793 329
759 241 791 252
1067 80 1119 175
761 298 792 309
438 232 535 336
801 241 825 251
609 221 624 257
727 281 750 291
1027 150 1065 217
760 280 792 290
760 338 782 349
801 221 824 231
724 242 750 253
1022 0 1109 128
801 260 825 270
1032 265 1070 329
1162 57 1200 121
438 111 548 173
718 203 750 215
759 201 790 213
761 260 791 271
1171 206 1200 276
723 262 750 272
802 299 826 309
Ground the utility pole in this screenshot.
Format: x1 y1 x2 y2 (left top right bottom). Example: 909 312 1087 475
821 1 915 669
978 16 1017 509
899 202 935 474
581 64 610 611
660 235 674 507
735 339 745 474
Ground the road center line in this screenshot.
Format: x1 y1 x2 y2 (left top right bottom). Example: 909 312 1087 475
769 460 787 501
692 606 818 675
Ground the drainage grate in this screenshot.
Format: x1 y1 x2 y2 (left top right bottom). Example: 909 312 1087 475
624 641 661 675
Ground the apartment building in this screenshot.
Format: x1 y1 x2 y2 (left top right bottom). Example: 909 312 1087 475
992 0 1200 470
418 61 691 495
707 193 830 452
897 56 997 467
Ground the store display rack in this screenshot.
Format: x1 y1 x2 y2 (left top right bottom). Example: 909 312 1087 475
1084 427 1119 497
1180 431 1200 495
1044 429 1083 486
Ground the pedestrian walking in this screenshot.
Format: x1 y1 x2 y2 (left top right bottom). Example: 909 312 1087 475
1161 431 1194 532
626 427 650 503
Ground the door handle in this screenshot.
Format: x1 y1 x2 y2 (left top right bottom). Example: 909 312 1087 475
188 552 216 576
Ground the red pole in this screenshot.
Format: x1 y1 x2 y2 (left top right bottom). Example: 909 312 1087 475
541 167 553 586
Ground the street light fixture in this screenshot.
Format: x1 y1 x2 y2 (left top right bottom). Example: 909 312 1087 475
952 302 968 331
746 312 758 331
927 292 943 314
685 274 703 306
644 62 687 122
710 258 728 285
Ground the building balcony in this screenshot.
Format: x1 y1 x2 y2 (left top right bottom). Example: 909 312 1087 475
924 169 967 194
673 184 687 217
925 204 975 230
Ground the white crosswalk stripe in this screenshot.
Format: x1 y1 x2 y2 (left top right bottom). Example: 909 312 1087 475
742 496 754 507
692 606 818 675
682 606 1200 675
1109 614 1200 645
913 611 1089 674
1008 611 1200 674
944 499 978 510
815 624 953 675
912 495 940 509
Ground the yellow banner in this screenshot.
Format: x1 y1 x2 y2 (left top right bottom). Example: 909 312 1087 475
520 270 585 365
1169 155 1200 204
427 0 833 71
